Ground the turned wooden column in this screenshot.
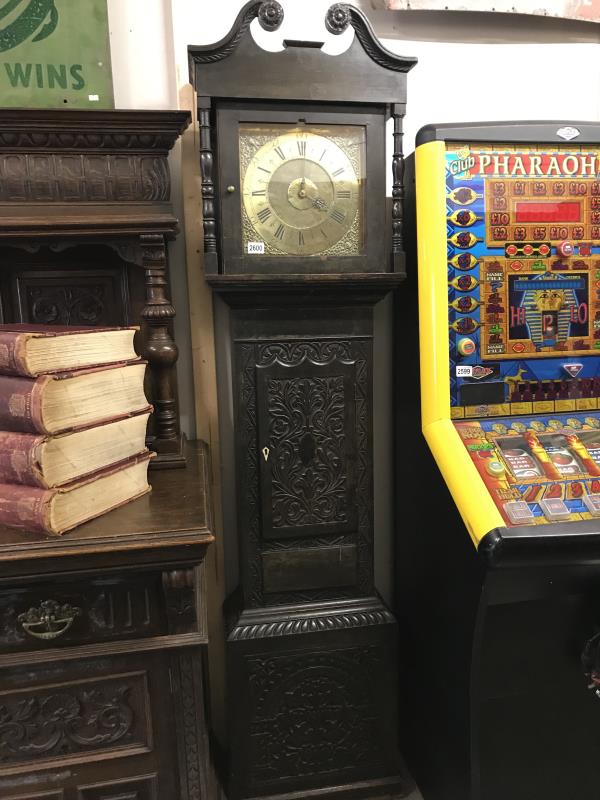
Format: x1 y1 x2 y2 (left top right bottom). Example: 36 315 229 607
140 233 185 466
391 102 406 273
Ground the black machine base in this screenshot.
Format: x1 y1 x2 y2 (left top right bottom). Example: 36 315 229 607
397 457 600 800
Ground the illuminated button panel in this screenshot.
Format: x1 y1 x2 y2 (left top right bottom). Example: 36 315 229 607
503 501 534 525
583 494 600 516
540 497 571 521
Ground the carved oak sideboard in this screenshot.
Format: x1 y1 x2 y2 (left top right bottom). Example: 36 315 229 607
0 440 213 800
0 109 190 466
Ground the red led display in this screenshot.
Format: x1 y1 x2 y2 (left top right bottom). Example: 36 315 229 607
514 201 582 223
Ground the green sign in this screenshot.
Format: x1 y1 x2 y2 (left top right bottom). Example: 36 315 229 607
0 0 113 108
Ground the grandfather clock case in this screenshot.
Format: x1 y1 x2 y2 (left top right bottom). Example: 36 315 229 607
189 4 416 798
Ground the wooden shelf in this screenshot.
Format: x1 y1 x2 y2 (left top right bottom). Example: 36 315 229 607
0 440 213 579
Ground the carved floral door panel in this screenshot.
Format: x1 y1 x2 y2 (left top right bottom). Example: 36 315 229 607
235 333 374 607
256 360 357 540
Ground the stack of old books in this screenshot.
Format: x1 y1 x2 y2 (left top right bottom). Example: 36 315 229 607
0 324 153 536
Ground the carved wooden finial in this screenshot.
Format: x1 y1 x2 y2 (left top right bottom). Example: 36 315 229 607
258 0 284 31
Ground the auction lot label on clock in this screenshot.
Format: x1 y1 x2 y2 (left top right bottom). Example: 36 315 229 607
0 0 113 108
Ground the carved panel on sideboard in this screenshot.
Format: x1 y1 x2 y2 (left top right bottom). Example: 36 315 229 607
0 671 151 773
0 154 170 204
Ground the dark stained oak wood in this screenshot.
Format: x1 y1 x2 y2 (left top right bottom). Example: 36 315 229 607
189 1 416 279
188 3 415 104
0 440 214 800
0 108 191 466
188 3 417 798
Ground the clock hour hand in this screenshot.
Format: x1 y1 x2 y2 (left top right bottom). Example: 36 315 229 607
312 196 329 212
293 175 327 211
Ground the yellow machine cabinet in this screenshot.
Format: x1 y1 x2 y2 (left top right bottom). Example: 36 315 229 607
404 122 600 800
418 123 600 548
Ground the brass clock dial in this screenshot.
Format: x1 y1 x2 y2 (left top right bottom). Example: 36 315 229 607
240 125 364 257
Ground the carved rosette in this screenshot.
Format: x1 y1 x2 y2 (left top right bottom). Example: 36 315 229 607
29 285 106 326
325 3 350 35
258 0 284 31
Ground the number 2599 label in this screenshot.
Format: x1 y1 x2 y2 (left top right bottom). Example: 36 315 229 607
248 241 265 254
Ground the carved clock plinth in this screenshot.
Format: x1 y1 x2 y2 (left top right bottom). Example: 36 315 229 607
189 2 416 798
228 603 402 800
0 109 191 467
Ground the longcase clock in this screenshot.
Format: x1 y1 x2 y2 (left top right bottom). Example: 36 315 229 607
189 3 416 798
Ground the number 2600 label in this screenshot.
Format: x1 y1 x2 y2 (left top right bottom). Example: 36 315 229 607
248 241 265 254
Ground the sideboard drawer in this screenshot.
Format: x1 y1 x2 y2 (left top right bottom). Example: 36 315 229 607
0 574 166 654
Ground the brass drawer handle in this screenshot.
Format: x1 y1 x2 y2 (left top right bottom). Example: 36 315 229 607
18 599 81 641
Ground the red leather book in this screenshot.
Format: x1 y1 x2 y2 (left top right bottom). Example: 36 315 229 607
0 408 152 488
0 450 154 536
0 361 148 434
0 324 138 377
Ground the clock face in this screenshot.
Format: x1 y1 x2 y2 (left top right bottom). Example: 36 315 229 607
240 124 364 257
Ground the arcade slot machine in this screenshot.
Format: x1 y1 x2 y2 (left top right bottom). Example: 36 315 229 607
410 122 600 800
